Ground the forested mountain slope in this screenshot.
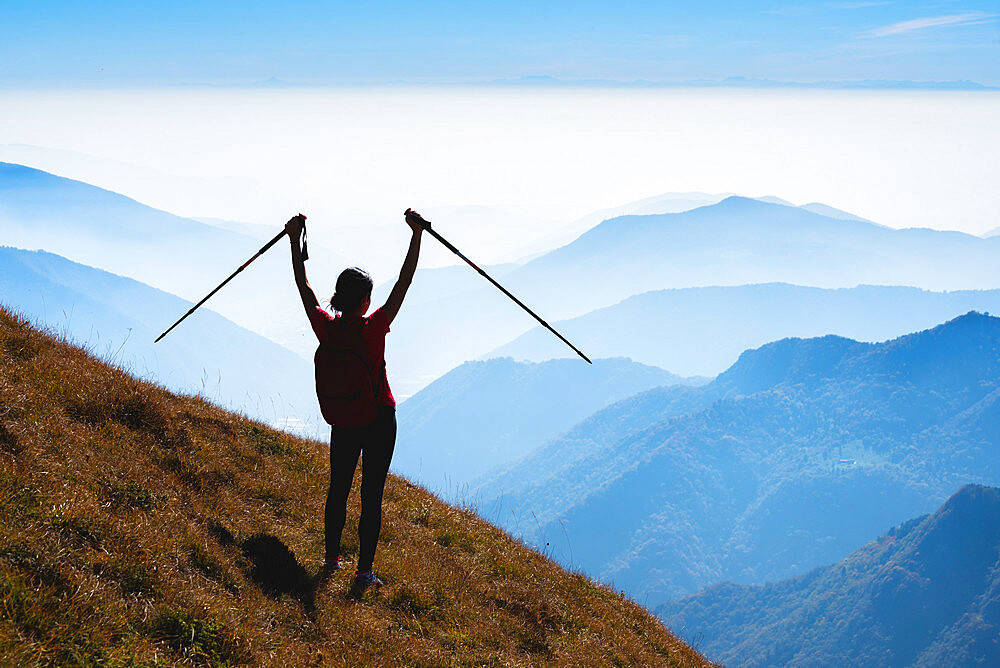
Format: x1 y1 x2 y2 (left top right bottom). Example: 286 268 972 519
394 356 699 494
660 485 1000 668
475 313 1000 607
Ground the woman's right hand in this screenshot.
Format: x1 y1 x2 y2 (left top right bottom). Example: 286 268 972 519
285 213 306 239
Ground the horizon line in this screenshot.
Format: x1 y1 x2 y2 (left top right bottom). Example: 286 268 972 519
0 75 997 92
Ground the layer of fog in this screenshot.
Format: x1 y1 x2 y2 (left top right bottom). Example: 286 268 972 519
1 87 998 278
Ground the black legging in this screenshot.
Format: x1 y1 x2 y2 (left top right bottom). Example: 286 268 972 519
325 405 396 572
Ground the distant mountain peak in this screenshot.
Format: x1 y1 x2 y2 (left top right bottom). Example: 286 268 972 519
942 483 1000 513
944 309 996 325
716 333 868 393
904 309 999 341
715 194 768 208
713 310 1000 395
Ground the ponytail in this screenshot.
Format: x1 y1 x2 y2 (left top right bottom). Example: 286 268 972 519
331 267 373 314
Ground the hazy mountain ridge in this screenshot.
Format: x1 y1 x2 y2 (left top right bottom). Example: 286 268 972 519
474 313 1000 607
659 484 1000 667
514 197 1000 312
0 161 214 243
0 246 322 433
0 162 346 357
8 162 1000 397
386 196 1000 393
393 356 700 494
489 283 1000 376
524 192 873 259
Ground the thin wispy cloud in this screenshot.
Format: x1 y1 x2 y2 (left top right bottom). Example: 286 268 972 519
834 2 892 9
864 12 997 38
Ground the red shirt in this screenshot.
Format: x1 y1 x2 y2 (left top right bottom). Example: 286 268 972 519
308 305 395 408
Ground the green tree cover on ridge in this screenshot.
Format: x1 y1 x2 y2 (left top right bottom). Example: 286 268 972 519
475 312 1000 609
659 484 1000 667
395 356 699 494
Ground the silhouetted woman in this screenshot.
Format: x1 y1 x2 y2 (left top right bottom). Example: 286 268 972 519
286 209 423 592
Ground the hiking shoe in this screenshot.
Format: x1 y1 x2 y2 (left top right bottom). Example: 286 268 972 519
318 558 341 581
351 570 383 595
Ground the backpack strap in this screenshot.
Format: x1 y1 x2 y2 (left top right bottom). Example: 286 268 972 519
357 318 387 402
345 316 381 399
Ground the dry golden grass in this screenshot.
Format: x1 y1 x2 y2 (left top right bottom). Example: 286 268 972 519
0 306 714 667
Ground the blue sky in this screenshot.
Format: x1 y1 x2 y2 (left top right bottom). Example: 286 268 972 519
2 1 999 85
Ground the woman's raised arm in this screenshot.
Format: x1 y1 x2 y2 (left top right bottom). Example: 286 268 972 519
286 215 320 316
380 208 424 325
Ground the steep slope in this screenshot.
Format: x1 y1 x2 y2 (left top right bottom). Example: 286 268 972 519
385 196 1000 393
394 357 698 494
0 162 346 356
490 283 1000 376
0 306 709 666
660 485 1000 668
1 247 320 433
475 313 1000 607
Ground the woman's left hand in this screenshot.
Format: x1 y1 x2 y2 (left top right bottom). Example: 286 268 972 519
404 208 426 233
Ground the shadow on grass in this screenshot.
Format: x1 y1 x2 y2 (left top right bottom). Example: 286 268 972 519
209 523 317 613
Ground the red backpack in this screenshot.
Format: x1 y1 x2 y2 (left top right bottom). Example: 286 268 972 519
314 317 381 428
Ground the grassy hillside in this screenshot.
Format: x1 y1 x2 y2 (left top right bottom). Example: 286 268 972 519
0 306 709 666
0 246 320 434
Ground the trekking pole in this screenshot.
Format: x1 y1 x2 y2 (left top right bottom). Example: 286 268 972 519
413 213 592 364
154 214 308 343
